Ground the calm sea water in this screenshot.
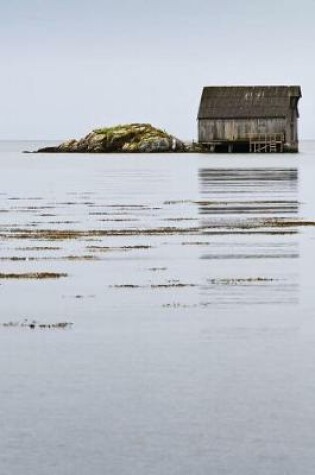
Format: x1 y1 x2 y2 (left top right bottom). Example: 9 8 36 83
0 141 315 474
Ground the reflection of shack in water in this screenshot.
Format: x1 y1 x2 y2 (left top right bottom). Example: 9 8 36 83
197 167 299 305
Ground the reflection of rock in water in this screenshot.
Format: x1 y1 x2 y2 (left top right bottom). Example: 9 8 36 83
198 167 299 306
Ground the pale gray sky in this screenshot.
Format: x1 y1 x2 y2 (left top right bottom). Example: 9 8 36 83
0 0 314 139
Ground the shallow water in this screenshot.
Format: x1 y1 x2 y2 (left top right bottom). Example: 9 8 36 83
1 141 315 474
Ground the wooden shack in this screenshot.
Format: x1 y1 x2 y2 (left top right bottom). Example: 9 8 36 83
197 86 302 153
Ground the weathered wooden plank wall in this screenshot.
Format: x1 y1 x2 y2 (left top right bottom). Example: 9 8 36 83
198 118 287 142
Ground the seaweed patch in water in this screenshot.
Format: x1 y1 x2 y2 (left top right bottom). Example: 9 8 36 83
0 272 67 279
1 319 73 329
0 226 198 240
150 283 196 288
16 246 61 251
162 302 199 308
208 277 276 285
111 284 141 288
62 294 96 299
110 282 196 289
261 219 315 228
0 255 98 262
87 245 152 251
148 267 168 271
181 241 212 246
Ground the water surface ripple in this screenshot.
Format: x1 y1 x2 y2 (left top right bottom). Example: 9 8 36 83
0 141 315 475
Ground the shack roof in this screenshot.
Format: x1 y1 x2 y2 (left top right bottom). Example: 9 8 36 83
198 86 302 120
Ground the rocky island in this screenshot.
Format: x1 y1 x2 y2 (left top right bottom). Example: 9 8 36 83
36 123 200 153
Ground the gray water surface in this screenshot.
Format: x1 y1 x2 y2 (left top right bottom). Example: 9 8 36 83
0 141 315 474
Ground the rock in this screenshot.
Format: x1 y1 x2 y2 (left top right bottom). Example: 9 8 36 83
35 146 60 153
184 141 204 153
138 137 171 153
35 123 188 153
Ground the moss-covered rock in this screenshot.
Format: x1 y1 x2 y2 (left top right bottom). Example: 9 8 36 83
37 123 187 153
